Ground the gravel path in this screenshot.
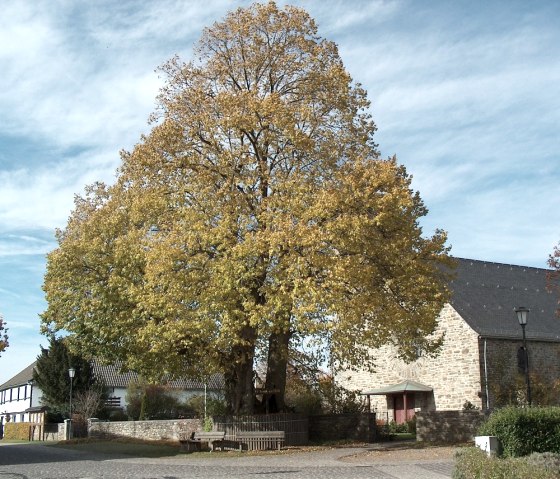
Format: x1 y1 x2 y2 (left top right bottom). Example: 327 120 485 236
0 441 458 478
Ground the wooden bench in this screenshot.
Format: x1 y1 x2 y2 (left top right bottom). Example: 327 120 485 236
179 431 226 452
236 431 285 451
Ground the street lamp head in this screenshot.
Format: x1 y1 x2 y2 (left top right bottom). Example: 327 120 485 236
68 367 76 379
515 307 530 326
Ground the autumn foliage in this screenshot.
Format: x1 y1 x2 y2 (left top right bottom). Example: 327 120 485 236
0 314 7 357
42 2 451 413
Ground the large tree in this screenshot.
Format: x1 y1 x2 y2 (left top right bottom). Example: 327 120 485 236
33 336 96 416
42 2 451 414
0 314 7 356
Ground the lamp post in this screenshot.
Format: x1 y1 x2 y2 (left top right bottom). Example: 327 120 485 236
515 307 531 406
68 367 75 417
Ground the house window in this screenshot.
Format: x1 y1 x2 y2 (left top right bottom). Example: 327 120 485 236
105 397 122 408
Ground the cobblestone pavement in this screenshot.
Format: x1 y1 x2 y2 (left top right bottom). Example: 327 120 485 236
0 442 455 479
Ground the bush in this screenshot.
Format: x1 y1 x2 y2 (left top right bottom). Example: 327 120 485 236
186 394 227 418
387 421 409 434
453 447 554 479
406 416 417 434
126 382 194 420
478 406 560 457
3 422 32 441
45 410 65 424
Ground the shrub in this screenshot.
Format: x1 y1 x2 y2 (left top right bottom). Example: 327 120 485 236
186 394 227 418
317 376 367 414
453 447 554 479
406 416 417 434
284 374 322 414
107 409 129 421
462 400 479 411
478 406 560 457
387 421 409 434
126 382 194 420
3 422 32 441
45 410 65 424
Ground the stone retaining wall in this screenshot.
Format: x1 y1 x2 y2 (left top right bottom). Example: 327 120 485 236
88 418 203 441
416 410 485 443
309 413 376 443
87 414 374 444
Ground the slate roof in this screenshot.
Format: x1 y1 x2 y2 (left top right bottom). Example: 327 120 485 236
361 379 433 396
0 359 224 392
92 361 224 390
0 361 35 390
450 258 560 341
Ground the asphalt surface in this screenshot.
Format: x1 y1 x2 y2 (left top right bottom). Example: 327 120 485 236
0 442 455 479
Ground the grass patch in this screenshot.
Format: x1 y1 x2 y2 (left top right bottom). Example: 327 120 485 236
49 438 377 458
454 447 559 479
50 438 183 458
0 439 38 444
49 438 304 458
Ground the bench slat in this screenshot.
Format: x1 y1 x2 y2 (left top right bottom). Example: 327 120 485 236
235 431 285 451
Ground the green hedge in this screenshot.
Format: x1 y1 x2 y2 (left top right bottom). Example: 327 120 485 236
478 407 560 457
453 447 556 479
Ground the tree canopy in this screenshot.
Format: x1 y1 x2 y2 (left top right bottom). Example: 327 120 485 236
42 1 451 413
0 314 7 357
33 336 96 415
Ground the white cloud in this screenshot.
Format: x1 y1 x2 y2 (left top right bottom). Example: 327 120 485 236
0 0 559 384
0 234 54 258
0 147 120 233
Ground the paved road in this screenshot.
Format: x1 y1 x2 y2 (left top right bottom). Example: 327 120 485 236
0 443 454 479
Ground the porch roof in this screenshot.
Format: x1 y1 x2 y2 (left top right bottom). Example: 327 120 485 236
361 379 433 395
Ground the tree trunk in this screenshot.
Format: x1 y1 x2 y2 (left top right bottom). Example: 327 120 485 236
264 331 291 413
223 326 257 415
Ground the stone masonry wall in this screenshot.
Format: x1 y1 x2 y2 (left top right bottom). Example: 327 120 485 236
308 413 376 443
481 337 560 407
337 304 483 419
416 410 485 443
88 418 203 441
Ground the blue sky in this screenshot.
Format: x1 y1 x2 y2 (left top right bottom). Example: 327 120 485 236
1 0 559 384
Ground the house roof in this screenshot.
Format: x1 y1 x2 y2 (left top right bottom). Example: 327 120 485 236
361 379 433 396
0 361 35 390
1 359 224 392
92 361 224 390
450 258 560 341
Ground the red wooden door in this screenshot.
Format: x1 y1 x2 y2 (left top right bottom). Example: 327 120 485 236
393 394 415 424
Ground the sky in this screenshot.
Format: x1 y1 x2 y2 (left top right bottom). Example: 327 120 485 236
0 0 559 385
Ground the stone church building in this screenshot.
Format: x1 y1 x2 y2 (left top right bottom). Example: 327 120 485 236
337 258 560 423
